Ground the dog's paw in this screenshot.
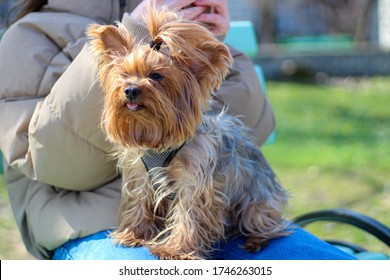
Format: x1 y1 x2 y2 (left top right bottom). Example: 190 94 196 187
243 236 268 253
112 230 146 247
120 238 146 247
159 253 200 260
149 245 202 260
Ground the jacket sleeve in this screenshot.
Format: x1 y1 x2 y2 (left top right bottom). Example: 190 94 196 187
26 44 119 191
0 13 122 259
3 160 122 259
0 12 118 191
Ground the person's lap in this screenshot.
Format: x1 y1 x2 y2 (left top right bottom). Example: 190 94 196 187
52 225 356 260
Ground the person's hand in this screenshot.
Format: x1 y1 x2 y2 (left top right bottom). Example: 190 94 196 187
131 0 230 40
192 0 230 40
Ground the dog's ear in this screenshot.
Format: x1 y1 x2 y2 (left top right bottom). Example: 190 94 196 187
188 40 233 91
87 23 133 64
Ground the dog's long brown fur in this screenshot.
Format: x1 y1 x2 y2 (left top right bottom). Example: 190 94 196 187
88 3 290 259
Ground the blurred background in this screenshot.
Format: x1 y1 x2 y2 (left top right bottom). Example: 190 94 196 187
1 0 390 259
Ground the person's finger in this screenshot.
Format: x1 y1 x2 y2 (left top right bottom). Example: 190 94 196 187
197 12 224 26
197 13 229 38
193 0 229 19
180 5 208 20
193 0 229 38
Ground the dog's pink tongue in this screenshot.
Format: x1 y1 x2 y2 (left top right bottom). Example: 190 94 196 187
127 103 139 110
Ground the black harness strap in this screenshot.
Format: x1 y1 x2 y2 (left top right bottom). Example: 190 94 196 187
141 143 185 199
141 147 180 172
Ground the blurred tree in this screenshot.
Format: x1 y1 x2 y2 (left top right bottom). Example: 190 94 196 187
354 0 376 42
310 0 375 41
260 0 276 43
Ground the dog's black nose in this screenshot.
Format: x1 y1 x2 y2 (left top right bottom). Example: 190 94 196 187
124 86 141 101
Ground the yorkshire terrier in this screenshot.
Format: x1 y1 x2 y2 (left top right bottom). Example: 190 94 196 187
88 4 289 260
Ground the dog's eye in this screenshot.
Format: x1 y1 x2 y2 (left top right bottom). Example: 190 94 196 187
149 72 163 81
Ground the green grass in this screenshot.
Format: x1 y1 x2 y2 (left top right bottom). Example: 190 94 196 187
0 77 389 259
0 173 33 259
262 77 390 257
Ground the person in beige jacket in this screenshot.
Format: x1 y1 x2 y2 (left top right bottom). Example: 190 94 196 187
0 0 355 260
0 0 274 259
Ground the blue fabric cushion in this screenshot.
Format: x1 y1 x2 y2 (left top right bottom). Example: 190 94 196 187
52 225 356 260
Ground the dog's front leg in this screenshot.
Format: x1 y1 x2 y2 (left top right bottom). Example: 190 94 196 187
148 158 227 259
112 169 162 247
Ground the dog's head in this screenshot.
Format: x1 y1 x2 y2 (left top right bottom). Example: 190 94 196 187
88 3 232 150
